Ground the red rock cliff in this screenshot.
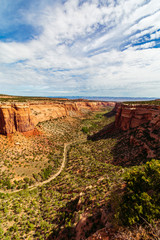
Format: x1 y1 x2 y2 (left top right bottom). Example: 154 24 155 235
0 101 115 135
114 103 160 160
115 103 160 131
30 101 114 125
0 103 34 135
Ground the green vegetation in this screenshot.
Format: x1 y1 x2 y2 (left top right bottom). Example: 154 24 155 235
40 165 53 180
117 159 160 226
0 106 159 239
0 130 63 190
0 107 117 239
81 126 89 134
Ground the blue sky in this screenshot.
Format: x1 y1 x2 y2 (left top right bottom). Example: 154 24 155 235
0 0 160 97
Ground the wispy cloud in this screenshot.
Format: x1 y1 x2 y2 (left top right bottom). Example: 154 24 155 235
0 0 160 97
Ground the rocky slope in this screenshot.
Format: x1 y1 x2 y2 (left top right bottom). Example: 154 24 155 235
0 101 115 135
114 103 160 160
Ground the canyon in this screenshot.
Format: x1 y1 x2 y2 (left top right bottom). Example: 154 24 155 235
0 99 159 161
0 100 159 140
0 98 159 240
0 100 115 135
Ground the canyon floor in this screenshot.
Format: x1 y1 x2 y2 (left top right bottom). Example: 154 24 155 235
0 103 159 240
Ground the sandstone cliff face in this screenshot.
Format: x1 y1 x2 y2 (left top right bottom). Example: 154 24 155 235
114 103 160 161
0 103 34 135
0 101 114 135
30 101 114 125
115 103 160 131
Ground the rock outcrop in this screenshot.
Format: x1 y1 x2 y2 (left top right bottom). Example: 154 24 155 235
114 103 160 161
0 103 34 135
30 101 115 125
115 103 160 131
0 101 114 135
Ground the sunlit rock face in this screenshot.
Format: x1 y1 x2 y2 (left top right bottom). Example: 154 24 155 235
0 103 34 135
0 101 115 135
30 101 115 125
115 103 160 131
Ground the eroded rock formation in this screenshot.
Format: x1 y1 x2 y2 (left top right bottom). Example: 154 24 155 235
114 103 160 161
0 101 114 135
30 101 115 125
0 103 34 135
115 103 160 131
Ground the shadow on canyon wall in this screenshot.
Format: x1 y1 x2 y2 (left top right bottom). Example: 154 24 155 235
87 112 159 167
0 108 6 135
47 197 79 240
47 196 104 240
47 108 159 240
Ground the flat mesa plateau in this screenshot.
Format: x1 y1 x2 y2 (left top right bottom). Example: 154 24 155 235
0 95 159 240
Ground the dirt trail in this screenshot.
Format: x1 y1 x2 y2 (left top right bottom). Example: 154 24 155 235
0 141 76 194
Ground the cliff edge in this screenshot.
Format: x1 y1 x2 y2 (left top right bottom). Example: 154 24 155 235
115 103 160 131
0 101 115 135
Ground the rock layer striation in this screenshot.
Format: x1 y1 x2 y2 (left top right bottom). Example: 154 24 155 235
115 103 160 131
0 103 34 135
0 101 114 135
115 103 160 160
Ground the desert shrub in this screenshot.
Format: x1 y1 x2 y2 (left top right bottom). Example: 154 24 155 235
81 126 89 134
24 177 30 183
40 165 53 180
2 178 12 189
95 113 102 118
0 224 4 238
118 159 160 226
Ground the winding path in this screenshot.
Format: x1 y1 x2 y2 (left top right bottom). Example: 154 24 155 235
0 141 75 195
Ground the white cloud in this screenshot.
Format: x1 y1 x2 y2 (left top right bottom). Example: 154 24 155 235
150 31 160 40
0 0 160 97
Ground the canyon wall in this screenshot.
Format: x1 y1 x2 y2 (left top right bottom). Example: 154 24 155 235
115 103 160 160
30 101 115 125
0 101 114 135
115 103 160 131
0 103 34 135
